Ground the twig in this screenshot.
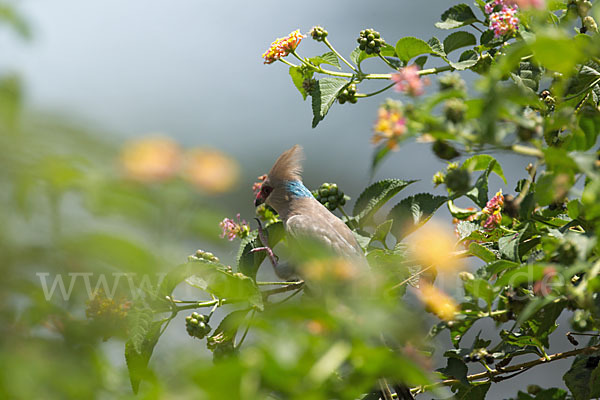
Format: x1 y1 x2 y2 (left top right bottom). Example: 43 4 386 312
413 344 600 394
261 281 305 299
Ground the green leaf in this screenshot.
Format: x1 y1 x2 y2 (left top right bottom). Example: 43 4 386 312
427 37 445 56
448 200 477 219
494 263 546 288
371 144 392 177
237 221 285 279
289 66 313 100
125 320 163 394
435 4 479 30
0 4 31 39
184 259 263 310
468 242 497 263
453 382 491 400
443 31 476 54
388 194 447 240
395 37 434 63
487 259 519 275
576 112 600 151
529 32 585 75
353 179 417 227
465 159 496 208
127 306 154 354
308 51 341 69
208 309 250 349
437 357 469 385
414 56 428 68
310 78 348 128
464 278 496 307
462 154 507 183
563 337 600 400
449 49 480 70
369 219 394 248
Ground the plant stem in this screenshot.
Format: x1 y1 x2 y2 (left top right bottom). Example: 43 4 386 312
419 64 454 76
510 144 544 158
470 23 484 33
377 53 399 71
279 58 298 68
412 344 600 394
323 37 358 73
563 76 600 101
356 82 396 98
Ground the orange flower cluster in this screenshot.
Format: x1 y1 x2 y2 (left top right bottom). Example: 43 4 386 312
372 101 406 150
120 136 239 194
482 190 504 230
262 30 305 64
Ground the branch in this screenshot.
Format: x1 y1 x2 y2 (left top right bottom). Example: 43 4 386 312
413 344 600 394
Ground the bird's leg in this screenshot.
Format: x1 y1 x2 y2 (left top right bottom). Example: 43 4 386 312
249 219 279 268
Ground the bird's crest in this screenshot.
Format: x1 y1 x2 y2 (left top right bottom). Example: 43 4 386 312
268 145 304 182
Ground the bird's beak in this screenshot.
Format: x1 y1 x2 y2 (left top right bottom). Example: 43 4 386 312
254 195 265 207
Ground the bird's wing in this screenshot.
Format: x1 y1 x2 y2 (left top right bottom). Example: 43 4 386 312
285 212 364 260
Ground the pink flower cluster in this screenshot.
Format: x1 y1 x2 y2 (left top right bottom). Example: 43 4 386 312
391 65 429 96
484 0 520 38
482 190 504 230
219 214 250 241
262 30 305 64
506 0 545 10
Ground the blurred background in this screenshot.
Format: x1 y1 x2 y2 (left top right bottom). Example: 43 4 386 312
0 0 564 398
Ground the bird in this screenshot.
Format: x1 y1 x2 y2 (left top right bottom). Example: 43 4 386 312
253 144 366 273
254 145 414 400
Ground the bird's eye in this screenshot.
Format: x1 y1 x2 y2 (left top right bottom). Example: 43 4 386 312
261 186 273 197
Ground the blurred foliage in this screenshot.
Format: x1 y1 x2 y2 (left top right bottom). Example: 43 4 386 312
4 1 600 400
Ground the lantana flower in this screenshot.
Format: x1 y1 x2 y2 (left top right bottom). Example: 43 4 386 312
372 100 407 150
219 214 250 241
417 283 459 321
485 1 519 38
482 190 504 230
391 65 429 96
262 30 305 64
120 137 181 183
506 0 545 10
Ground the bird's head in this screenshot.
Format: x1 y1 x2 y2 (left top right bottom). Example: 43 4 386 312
254 145 311 214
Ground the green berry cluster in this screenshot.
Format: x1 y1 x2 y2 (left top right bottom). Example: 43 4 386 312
357 29 385 55
337 83 357 104
438 73 467 92
192 249 219 263
312 182 349 211
445 166 470 192
463 348 495 364
309 26 328 42
571 309 594 332
443 99 467 124
186 312 211 339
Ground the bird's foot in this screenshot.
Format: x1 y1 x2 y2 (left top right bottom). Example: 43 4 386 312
251 218 279 268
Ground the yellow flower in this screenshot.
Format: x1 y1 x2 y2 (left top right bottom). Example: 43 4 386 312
120 137 181 183
408 221 461 272
418 283 458 321
182 148 239 194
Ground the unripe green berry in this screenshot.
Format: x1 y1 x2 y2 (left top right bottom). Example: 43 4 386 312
445 168 471 192
328 195 337 203
340 196 347 206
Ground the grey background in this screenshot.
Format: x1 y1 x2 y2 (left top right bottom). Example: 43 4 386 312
5 1 572 398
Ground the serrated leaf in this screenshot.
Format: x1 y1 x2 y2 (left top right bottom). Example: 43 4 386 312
465 158 497 208
435 4 478 30
462 154 506 183
311 78 348 128
564 336 600 400
437 358 469 385
208 309 250 347
388 194 447 240
369 219 394 248
443 31 476 54
185 259 263 310
128 306 154 354
427 37 445 56
237 221 285 279
449 49 479 70
464 277 496 307
289 66 312 100
125 320 163 394
456 221 481 241
468 242 497 263
353 179 417 227
308 51 341 69
414 56 428 68
395 37 434 63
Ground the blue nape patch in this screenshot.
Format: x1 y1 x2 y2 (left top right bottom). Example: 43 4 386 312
284 180 313 198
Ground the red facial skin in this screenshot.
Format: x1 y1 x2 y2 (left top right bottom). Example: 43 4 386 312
254 185 272 207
